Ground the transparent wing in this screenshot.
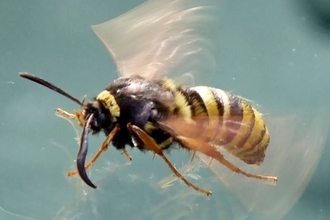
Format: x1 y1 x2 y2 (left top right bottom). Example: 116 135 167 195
159 112 329 219
161 114 269 165
92 0 218 81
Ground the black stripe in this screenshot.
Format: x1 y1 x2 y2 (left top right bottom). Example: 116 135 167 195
159 137 174 150
250 123 267 150
240 146 266 165
210 88 224 117
176 87 192 115
251 124 268 151
179 87 209 140
224 94 243 145
236 104 255 149
181 87 208 118
237 120 267 157
210 88 225 143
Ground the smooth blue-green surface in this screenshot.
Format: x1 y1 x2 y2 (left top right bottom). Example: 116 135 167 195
1 0 330 219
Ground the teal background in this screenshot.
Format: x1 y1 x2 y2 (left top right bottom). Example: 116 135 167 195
1 0 330 219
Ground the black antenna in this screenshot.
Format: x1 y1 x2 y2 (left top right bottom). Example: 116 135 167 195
19 72 84 106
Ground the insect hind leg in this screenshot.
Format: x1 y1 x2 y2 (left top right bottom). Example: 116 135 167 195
156 122 278 183
128 123 212 196
178 137 278 183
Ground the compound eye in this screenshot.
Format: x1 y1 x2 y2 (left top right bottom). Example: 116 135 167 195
97 112 112 129
97 113 106 125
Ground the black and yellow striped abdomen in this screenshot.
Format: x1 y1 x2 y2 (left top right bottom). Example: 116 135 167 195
97 76 269 165
177 86 269 165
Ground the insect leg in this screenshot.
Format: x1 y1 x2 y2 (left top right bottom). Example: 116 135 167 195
156 122 278 183
128 123 212 196
56 108 76 118
122 149 133 161
56 108 85 126
179 137 277 182
67 124 120 176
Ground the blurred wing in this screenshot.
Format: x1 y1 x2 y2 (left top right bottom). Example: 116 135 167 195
161 114 266 165
92 0 218 81
160 112 329 219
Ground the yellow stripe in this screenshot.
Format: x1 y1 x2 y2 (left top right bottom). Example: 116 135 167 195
242 124 269 157
241 129 269 162
191 87 219 117
191 87 220 141
226 103 254 155
162 78 176 91
231 107 269 164
243 108 268 154
211 89 231 144
174 91 192 118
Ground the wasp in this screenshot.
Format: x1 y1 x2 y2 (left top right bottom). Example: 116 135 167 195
19 0 277 195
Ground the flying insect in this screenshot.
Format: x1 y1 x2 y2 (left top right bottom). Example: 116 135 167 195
19 0 277 195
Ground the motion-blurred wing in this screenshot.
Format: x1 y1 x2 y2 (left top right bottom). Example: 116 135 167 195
92 0 217 81
160 112 329 219
161 114 267 166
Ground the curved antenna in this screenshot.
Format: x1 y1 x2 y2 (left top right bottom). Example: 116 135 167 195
19 72 84 106
77 113 97 188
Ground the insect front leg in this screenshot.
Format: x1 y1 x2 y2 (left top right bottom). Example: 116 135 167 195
67 124 120 176
56 108 86 127
127 123 212 196
55 108 76 119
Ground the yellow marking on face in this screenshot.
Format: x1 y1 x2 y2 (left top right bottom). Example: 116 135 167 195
96 90 120 118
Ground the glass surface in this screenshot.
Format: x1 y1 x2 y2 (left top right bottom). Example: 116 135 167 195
1 0 330 219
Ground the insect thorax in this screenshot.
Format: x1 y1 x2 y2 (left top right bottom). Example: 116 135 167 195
92 76 181 150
